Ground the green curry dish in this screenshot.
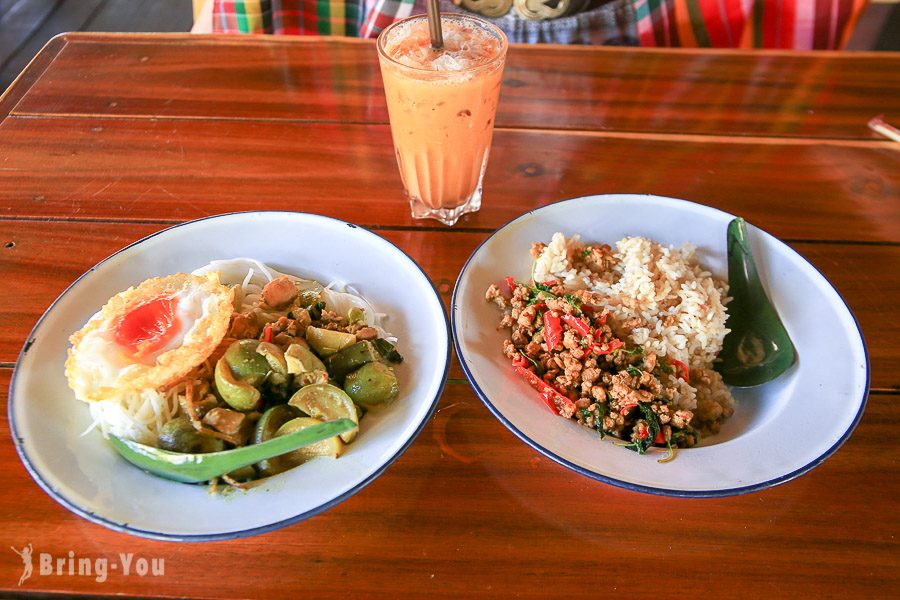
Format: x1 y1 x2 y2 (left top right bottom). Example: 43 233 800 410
372 338 404 364
143 266 405 488
326 341 380 383
308 301 327 321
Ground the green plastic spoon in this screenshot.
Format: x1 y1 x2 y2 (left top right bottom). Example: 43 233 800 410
716 218 796 387
109 418 355 484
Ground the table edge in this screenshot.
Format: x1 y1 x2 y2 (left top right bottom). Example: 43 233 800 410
31 31 900 58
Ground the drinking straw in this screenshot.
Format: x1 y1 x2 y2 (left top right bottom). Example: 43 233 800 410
426 0 444 49
868 115 900 143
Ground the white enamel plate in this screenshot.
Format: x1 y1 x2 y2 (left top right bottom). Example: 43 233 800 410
452 195 868 496
10 212 450 539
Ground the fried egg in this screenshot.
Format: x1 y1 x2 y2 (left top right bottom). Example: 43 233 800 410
66 273 234 402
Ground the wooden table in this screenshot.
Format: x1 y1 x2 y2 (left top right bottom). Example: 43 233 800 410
1 33 898 598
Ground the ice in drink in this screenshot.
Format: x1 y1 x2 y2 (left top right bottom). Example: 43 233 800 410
377 14 508 226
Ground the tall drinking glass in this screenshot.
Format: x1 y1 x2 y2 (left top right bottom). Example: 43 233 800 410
377 14 508 226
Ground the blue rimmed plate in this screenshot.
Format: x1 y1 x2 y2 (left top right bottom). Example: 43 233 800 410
10 212 450 540
451 194 868 497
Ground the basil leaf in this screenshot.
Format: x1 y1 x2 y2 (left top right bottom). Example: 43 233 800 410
562 294 583 311
518 350 544 375
616 346 644 356
622 403 660 454
595 401 607 438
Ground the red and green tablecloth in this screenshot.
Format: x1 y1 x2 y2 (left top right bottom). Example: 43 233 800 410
211 0 867 49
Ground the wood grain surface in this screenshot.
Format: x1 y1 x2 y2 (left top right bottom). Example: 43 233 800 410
8 35 900 140
0 34 898 599
0 117 897 241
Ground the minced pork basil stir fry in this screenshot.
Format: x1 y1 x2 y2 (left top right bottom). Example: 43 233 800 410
485 234 732 462
486 277 702 461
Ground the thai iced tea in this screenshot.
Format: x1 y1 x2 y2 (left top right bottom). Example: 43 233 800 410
377 14 508 226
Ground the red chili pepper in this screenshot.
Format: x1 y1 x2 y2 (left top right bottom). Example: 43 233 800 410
514 365 544 390
654 431 666 445
581 306 609 327
514 366 575 416
543 311 562 350
263 324 273 343
561 313 591 337
670 358 690 381
637 427 649 440
537 391 560 414
504 276 517 296
592 339 624 355
512 353 529 368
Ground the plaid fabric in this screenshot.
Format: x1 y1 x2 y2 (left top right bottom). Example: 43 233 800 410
360 0 415 37
626 0 869 50
212 0 867 49
212 0 412 37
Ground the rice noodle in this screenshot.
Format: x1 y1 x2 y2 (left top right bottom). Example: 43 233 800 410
85 387 181 445
192 258 395 341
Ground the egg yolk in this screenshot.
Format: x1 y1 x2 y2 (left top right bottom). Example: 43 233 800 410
114 295 181 357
